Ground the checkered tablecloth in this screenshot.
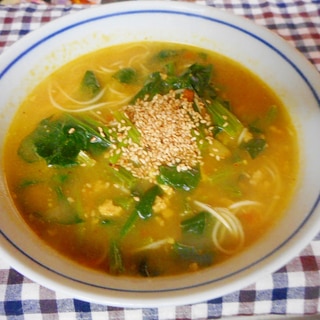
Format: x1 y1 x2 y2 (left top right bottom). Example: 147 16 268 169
0 1 319 319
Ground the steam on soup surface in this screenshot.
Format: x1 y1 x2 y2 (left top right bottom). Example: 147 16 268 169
4 42 298 277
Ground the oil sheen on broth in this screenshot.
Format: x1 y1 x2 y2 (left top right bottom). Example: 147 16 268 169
4 42 299 277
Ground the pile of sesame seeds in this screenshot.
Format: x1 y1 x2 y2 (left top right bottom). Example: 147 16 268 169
108 90 214 182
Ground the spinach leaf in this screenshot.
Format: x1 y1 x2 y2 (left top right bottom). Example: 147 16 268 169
120 185 163 238
242 138 266 159
132 63 217 103
206 99 244 139
138 257 160 277
33 116 83 167
132 72 170 102
181 211 207 235
65 114 111 155
113 68 137 84
155 49 179 60
112 111 140 144
180 63 214 98
48 185 83 224
17 134 41 163
173 242 213 266
18 113 111 168
107 165 138 190
81 70 100 96
135 185 162 219
209 167 243 198
113 196 135 211
109 240 125 274
249 105 278 133
32 174 83 225
157 165 201 192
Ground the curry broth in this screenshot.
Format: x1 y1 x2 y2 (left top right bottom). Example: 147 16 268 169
3 42 299 276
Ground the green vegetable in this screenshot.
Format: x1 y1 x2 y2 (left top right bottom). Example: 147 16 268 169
138 258 160 277
208 167 243 198
132 72 170 102
181 211 207 235
81 70 101 96
49 186 82 224
18 179 41 189
113 68 137 84
242 138 266 159
18 113 111 167
164 62 176 76
46 174 83 224
65 114 111 155
179 63 215 99
17 173 82 225
250 105 278 133
113 196 135 211
120 185 162 238
107 111 141 164
132 63 217 103
135 185 162 219
109 241 124 274
155 49 179 60
173 242 213 266
265 105 278 124
107 165 137 190
157 165 201 192
206 99 244 139
112 111 140 144
17 134 41 163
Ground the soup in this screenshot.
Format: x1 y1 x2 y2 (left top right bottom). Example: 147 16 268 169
3 42 299 277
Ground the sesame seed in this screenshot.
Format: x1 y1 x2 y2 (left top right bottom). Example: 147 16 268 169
98 126 106 137
107 90 215 182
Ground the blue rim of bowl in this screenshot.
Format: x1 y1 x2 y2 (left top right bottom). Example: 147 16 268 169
1 7 320 294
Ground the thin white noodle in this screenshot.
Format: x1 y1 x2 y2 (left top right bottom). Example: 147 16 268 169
125 44 150 66
53 82 107 106
264 161 282 216
48 81 133 113
98 66 120 74
108 86 128 97
133 238 172 253
212 220 244 254
254 160 281 218
98 61 124 73
194 200 233 232
212 208 245 254
128 51 150 68
212 222 227 252
229 200 261 211
138 62 150 74
194 201 245 255
48 86 112 113
98 44 150 73
237 127 248 145
218 208 240 235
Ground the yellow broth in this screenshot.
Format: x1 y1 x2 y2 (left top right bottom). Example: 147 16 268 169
3 42 299 276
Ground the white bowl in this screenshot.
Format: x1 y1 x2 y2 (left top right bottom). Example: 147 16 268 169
0 1 319 308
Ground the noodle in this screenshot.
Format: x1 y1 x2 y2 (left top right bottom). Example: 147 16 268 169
194 201 245 254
